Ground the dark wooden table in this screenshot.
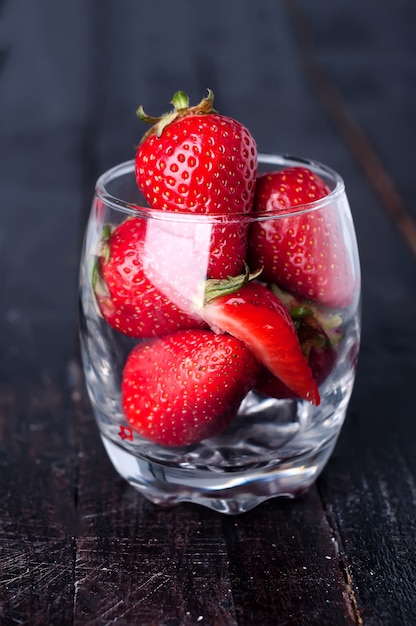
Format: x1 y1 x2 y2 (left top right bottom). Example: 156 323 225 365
1 1 416 624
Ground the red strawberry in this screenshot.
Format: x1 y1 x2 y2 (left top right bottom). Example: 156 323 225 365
94 218 206 338
256 287 342 400
201 279 320 405
134 90 257 278
248 167 355 308
121 329 260 447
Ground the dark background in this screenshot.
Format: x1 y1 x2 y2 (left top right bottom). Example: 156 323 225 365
1 1 416 624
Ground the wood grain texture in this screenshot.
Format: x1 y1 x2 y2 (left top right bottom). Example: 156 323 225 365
288 3 416 624
0 363 77 620
221 492 358 625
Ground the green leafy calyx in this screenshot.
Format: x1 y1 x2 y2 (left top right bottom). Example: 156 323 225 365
203 263 263 304
136 89 216 141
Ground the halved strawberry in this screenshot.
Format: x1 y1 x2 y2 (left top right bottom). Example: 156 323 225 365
248 167 355 308
121 329 260 447
201 279 320 406
255 286 343 400
94 218 206 338
135 90 257 278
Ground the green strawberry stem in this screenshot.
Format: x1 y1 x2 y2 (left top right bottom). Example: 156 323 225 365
203 263 263 304
137 89 216 140
171 91 190 111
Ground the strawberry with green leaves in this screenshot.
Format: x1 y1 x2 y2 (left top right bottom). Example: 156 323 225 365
121 329 259 447
248 167 355 308
135 90 257 278
201 272 320 406
255 290 342 400
94 217 206 338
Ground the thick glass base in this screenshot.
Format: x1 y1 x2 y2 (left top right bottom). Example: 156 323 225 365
101 433 338 514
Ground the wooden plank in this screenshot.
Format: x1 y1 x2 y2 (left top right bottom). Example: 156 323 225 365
222 491 358 625
0 537 74 625
73 530 236 625
319 443 416 625
0 355 77 622
287 2 416 624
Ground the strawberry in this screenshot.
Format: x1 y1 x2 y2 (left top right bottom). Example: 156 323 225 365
134 90 257 278
201 277 320 405
256 286 343 400
94 218 206 338
121 329 260 447
248 166 355 308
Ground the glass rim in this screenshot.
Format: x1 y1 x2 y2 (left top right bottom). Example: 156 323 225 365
95 153 346 223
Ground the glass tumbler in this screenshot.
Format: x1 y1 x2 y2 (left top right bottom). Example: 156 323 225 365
79 154 361 514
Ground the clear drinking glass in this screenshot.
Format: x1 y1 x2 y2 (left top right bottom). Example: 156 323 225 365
79 154 361 514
